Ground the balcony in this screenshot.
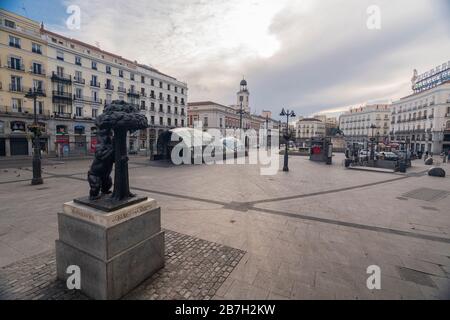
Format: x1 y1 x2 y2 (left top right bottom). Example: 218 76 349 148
9 84 25 93
158 96 164 101
117 87 126 93
150 94 156 99
73 95 103 105
127 89 140 98
73 77 85 85
53 112 72 119
7 61 25 71
140 91 147 97
52 91 72 104
90 80 100 88
0 105 50 117
105 83 114 91
51 72 72 83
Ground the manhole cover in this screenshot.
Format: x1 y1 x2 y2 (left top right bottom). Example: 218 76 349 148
402 188 450 202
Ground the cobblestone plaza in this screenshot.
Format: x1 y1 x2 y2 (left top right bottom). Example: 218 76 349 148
0 154 449 299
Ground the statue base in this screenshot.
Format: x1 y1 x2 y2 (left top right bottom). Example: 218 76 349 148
74 194 148 212
55 198 164 300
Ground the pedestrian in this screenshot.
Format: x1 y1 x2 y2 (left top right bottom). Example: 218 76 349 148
424 151 429 162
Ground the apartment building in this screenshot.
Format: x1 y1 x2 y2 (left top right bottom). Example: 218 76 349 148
390 61 450 154
0 10 49 156
0 9 188 157
339 104 391 144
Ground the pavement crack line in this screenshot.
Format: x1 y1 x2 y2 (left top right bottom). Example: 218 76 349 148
47 173 450 244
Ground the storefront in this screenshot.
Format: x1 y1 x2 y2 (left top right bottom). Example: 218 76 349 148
9 121 29 156
74 125 87 155
55 125 70 157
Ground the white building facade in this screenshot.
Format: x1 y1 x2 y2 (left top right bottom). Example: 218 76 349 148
390 63 450 154
339 104 391 144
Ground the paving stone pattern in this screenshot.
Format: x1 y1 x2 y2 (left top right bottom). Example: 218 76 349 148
0 230 245 300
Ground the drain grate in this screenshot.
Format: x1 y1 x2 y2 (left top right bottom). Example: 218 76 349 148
402 188 450 202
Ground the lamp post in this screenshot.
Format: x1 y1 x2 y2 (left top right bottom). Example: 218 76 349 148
280 108 296 172
25 88 44 185
369 124 377 161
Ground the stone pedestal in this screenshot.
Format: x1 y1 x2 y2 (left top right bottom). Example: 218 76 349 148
55 198 164 300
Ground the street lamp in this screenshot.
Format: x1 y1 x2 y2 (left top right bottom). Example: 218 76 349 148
25 88 44 185
280 108 296 172
369 124 377 161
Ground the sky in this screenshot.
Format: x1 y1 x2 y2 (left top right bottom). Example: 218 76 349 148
2 0 450 119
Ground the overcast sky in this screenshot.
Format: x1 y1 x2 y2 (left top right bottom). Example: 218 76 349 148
4 0 450 119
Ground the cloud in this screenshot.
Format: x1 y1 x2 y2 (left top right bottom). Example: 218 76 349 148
50 0 449 118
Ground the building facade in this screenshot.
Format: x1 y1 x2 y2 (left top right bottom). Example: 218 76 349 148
0 10 49 157
0 9 188 157
390 62 450 154
294 118 326 146
339 104 391 144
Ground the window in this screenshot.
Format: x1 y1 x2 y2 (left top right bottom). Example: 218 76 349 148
159 104 163 112
159 117 163 125
4 19 15 28
91 75 98 87
75 88 82 98
92 91 99 102
181 119 184 127
10 76 22 91
57 50 64 61
9 35 20 48
33 80 43 92
57 66 64 76
75 56 82 66
91 61 97 70
140 101 146 110
167 84 171 90
175 119 178 127
151 102 155 111
159 81 163 88
151 79 154 86
141 76 145 83
119 69 123 78
32 43 42 54
175 87 178 93
92 108 98 118
9 57 22 70
32 62 42 75
181 88 184 94
106 65 111 74
167 118 171 126
203 117 208 127
75 70 83 83
12 98 23 111
76 106 83 117
37 101 44 115
150 116 155 125
167 105 171 113
130 73 135 81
